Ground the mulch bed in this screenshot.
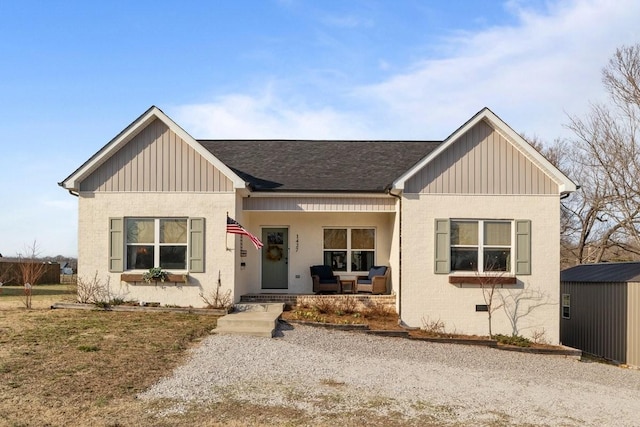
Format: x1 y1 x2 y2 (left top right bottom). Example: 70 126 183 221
50 302 229 315
281 311 581 355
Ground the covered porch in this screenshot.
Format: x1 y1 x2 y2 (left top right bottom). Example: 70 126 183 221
233 194 400 298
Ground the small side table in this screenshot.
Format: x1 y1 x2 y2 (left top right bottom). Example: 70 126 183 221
340 279 356 294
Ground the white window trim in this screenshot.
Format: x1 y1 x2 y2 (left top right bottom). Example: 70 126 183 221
562 293 571 319
125 217 189 271
450 219 514 274
323 227 376 274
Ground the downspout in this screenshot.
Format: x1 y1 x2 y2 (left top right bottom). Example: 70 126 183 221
386 188 402 321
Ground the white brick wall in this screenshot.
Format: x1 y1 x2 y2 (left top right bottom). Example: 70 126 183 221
76 190 562 344
78 192 236 308
400 194 561 344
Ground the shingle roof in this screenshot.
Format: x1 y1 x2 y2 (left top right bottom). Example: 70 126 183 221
560 262 640 283
199 140 441 192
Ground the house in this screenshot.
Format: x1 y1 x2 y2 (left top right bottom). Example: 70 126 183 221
60 262 74 275
59 106 575 343
560 262 640 367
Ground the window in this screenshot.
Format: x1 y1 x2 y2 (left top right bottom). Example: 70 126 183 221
434 218 530 275
126 218 188 270
323 228 375 272
450 220 512 272
562 294 570 319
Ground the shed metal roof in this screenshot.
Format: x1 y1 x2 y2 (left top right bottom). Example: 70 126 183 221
560 262 640 283
199 139 440 192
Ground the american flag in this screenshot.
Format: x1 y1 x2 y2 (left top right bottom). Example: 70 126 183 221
226 216 264 249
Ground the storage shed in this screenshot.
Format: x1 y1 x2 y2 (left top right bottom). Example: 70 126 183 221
560 262 640 367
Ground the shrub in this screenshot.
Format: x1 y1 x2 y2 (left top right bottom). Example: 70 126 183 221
76 272 111 304
494 334 532 347
531 329 549 345
200 282 232 309
339 296 359 315
313 298 339 314
421 317 447 335
361 300 394 318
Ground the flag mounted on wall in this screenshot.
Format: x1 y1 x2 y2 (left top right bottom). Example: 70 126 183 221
226 215 264 250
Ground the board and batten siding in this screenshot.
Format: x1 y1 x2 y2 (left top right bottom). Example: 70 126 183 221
405 121 558 195
243 197 396 212
80 119 234 192
560 281 628 364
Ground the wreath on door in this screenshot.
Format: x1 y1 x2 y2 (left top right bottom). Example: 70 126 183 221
266 245 283 261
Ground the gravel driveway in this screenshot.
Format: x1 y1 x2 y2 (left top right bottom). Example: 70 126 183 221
140 322 640 426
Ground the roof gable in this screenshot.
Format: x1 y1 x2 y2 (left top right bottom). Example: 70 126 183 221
393 108 577 195
78 118 235 192
404 120 559 194
59 106 245 192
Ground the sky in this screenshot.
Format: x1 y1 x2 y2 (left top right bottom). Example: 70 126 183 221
0 0 638 258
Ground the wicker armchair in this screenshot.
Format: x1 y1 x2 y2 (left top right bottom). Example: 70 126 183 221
310 265 341 293
356 266 389 294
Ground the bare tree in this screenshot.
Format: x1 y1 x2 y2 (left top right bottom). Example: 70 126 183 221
475 271 507 338
562 44 640 264
525 135 587 266
16 241 48 309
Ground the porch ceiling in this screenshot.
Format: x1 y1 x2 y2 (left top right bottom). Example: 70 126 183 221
242 196 397 212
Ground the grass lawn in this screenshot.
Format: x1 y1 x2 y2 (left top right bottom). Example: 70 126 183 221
0 284 229 426
1 285 422 426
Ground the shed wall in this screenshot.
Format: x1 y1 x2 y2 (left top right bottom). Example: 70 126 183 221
628 282 640 367
560 281 627 363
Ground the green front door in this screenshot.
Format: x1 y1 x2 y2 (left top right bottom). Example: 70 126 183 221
261 228 288 289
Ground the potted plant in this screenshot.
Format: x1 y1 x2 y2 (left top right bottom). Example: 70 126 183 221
142 267 169 283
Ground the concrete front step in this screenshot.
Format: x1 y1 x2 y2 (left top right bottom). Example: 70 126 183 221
213 303 284 338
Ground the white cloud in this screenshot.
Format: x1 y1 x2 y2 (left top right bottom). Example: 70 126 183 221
355 0 640 141
175 0 640 143
173 90 372 140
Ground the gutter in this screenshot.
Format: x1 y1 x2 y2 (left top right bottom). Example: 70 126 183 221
57 181 79 197
561 184 580 200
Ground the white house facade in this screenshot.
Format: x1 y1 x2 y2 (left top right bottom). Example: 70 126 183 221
60 106 575 343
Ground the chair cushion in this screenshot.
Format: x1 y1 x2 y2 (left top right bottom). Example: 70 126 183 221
368 266 387 280
357 279 372 285
310 265 334 280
